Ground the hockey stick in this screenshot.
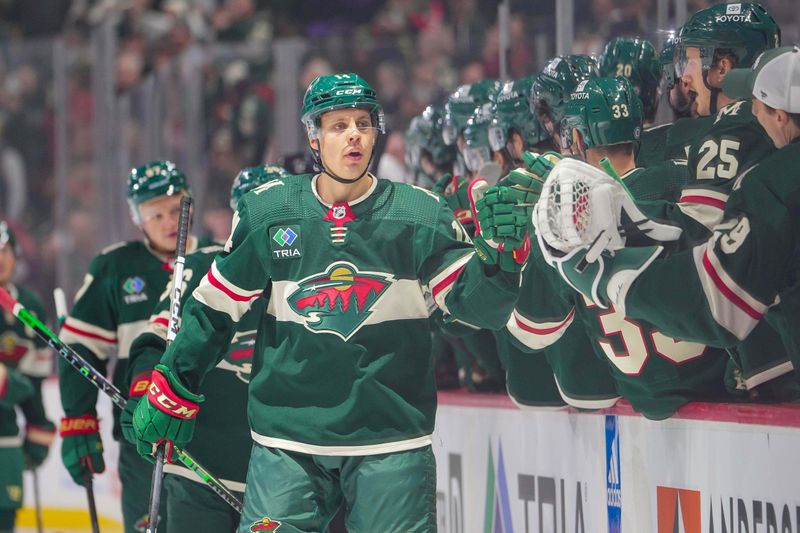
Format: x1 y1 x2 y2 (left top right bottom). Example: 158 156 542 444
55 287 101 533
0 287 244 514
32 469 43 533
147 195 191 533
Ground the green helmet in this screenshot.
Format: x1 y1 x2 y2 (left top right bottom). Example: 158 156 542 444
442 79 501 146
461 104 494 172
405 105 456 185
300 73 385 138
488 76 550 153
0 220 18 256
675 2 780 78
127 160 190 224
560 77 643 151
599 37 660 121
230 165 290 210
659 33 679 89
532 55 599 138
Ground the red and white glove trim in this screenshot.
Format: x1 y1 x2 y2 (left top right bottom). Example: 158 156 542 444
147 370 199 420
59 415 100 437
129 370 152 398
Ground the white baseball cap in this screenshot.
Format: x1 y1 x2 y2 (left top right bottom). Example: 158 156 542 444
723 46 800 113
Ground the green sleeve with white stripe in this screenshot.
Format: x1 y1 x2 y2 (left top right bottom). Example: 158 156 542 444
420 202 520 331
162 201 271 392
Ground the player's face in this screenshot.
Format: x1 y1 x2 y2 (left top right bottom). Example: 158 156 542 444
751 99 787 148
682 47 712 117
669 76 698 118
137 193 189 255
316 108 377 180
0 245 15 286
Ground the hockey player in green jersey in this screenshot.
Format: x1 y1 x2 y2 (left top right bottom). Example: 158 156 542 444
0 221 55 533
535 46 800 393
532 54 598 152
541 77 729 419
405 105 457 188
598 36 675 168
124 165 288 533
130 73 528 533
58 161 209 533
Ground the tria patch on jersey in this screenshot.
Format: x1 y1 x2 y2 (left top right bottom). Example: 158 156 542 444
122 277 149 304
270 225 302 259
287 261 393 341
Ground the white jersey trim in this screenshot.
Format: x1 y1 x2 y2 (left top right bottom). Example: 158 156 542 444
251 432 432 456
117 320 150 359
0 436 23 448
163 463 246 493
506 308 575 350
744 360 794 390
555 378 620 410
61 316 117 360
267 278 429 327
193 263 261 322
429 252 473 314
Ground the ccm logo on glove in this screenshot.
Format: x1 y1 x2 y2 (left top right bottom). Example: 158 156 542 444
147 371 199 419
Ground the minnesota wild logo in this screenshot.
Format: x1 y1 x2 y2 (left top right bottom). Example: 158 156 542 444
287 262 392 340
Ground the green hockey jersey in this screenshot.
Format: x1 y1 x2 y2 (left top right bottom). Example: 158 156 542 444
636 123 672 168
520 163 730 419
161 174 520 455
127 243 261 489
624 141 800 376
59 237 208 438
506 251 621 410
0 284 51 442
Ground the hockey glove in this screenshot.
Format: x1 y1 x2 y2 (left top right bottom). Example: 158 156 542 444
0 363 34 408
469 178 530 273
433 173 475 229
533 158 682 263
23 421 56 469
132 364 203 464
60 415 105 485
548 244 663 310
495 152 562 212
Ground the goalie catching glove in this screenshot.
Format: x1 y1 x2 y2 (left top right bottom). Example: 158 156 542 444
131 364 203 463
468 178 530 272
533 158 682 267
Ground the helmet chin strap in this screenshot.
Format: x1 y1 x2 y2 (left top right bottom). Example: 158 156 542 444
702 69 721 115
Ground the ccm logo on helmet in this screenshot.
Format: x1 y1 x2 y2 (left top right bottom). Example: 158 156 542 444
334 88 364 96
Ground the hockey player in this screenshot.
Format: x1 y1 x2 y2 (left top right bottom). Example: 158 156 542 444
524 77 729 419
58 161 209 533
404 105 457 188
531 54 598 151
442 79 501 176
123 165 288 532
488 75 557 169
535 46 800 389
130 73 528 532
0 222 54 533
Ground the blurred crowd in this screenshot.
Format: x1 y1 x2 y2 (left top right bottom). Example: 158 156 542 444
0 0 799 403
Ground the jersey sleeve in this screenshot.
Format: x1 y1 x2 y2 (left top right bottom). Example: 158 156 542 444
161 201 270 391
419 202 520 330
16 291 51 378
127 252 214 399
506 250 576 352
624 180 790 347
59 255 116 417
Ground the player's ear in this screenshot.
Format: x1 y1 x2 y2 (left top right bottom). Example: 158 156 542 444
309 138 319 151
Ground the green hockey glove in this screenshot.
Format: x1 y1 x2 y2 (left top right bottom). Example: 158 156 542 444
521 150 562 178
469 178 530 272
23 421 56 469
548 244 664 310
433 173 474 226
60 415 105 485
0 363 34 408
132 364 203 463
